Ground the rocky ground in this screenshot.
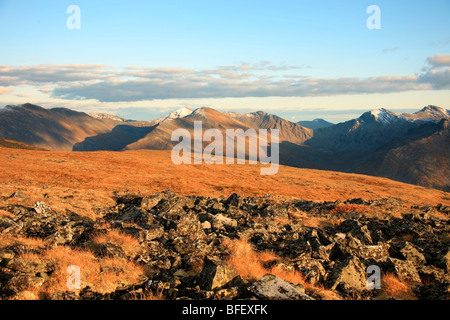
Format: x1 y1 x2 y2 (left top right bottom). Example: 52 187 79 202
0 190 449 300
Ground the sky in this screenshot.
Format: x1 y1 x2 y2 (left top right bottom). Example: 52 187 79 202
0 0 449 122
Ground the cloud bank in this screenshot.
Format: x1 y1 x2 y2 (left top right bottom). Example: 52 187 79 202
0 56 449 103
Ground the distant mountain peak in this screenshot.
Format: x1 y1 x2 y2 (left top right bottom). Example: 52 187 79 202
420 105 449 117
361 108 398 124
297 118 334 130
88 113 128 122
156 107 193 123
400 105 450 122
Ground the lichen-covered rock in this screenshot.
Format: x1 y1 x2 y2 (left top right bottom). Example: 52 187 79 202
248 274 314 300
327 256 368 291
199 257 240 290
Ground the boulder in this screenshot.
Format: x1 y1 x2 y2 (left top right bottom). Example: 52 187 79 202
386 258 421 283
141 194 164 211
199 257 240 290
358 243 390 262
6 258 53 275
327 256 368 292
248 274 314 300
138 225 164 242
3 275 45 296
211 214 237 230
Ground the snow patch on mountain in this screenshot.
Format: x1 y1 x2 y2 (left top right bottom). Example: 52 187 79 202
368 108 398 124
157 107 193 123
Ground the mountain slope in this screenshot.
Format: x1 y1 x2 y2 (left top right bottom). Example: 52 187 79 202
379 120 450 190
0 103 117 150
225 111 313 145
0 137 46 150
297 119 334 130
304 107 449 189
400 105 450 121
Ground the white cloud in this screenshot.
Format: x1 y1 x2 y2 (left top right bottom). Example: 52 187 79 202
427 54 450 67
0 87 13 95
0 58 449 103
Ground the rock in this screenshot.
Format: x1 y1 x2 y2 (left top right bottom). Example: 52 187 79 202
358 243 390 262
0 250 15 266
3 275 45 295
317 242 345 261
226 193 243 208
49 291 78 300
211 214 237 230
293 258 327 285
175 215 206 241
418 265 449 283
248 274 314 300
413 282 450 300
139 225 164 242
327 256 368 292
386 258 422 283
199 257 240 290
141 194 164 211
6 258 53 274
201 221 212 230
226 206 245 219
390 242 426 265
214 287 240 300
33 202 52 216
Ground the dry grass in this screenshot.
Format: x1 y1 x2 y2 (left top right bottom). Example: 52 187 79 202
0 148 448 219
19 246 144 297
382 273 416 300
0 234 46 249
90 229 142 257
287 209 343 228
0 209 14 218
222 238 341 300
331 204 370 215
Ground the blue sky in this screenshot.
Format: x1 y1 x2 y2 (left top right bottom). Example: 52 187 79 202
0 0 449 122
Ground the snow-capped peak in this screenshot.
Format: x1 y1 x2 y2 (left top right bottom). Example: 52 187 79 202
157 107 193 123
368 108 398 124
421 105 449 118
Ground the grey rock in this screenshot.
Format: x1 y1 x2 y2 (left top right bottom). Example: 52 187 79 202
327 256 368 291
386 258 422 283
199 257 240 291
248 274 314 300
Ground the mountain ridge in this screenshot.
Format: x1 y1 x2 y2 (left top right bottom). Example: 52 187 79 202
0 103 448 190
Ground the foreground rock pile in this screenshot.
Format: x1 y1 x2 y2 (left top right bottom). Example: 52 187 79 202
0 191 449 300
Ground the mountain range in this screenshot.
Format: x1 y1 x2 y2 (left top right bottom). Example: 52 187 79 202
0 103 448 191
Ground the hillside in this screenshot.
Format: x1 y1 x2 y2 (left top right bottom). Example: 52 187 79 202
0 137 46 150
298 119 334 130
0 147 448 219
1 103 449 190
0 147 449 301
0 104 117 150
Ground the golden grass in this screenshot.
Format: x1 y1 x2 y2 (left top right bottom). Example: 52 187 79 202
90 229 142 257
0 209 14 218
0 234 46 249
382 273 416 300
19 246 144 297
0 148 448 219
222 238 341 300
331 204 370 215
